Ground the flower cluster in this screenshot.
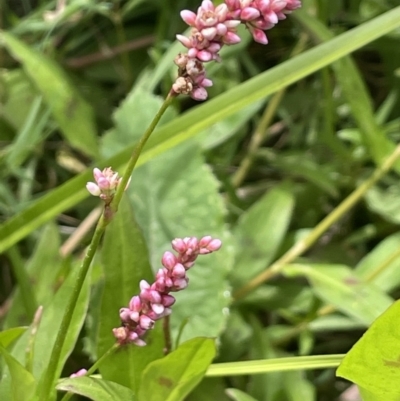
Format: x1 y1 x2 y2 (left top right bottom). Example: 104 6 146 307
113 236 222 346
86 167 130 203
172 0 301 100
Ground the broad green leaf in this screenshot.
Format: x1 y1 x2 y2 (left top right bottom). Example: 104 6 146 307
337 301 400 400
231 184 294 287
5 223 62 328
0 32 98 158
56 377 136 401
0 262 91 396
0 345 36 401
97 197 164 393
295 10 395 166
355 232 400 292
138 338 216 401
284 264 393 325
206 354 343 377
0 328 27 348
226 388 259 401
1 6 400 253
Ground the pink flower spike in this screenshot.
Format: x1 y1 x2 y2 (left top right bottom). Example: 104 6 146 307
180 10 197 26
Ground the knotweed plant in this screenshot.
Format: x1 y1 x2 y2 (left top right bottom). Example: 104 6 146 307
0 1 307 401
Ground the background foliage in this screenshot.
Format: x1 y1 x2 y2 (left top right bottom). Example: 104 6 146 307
1 0 400 400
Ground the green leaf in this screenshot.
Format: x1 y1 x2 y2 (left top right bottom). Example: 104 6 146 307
283 264 393 325
0 345 36 401
1 6 400 253
0 328 27 348
56 377 136 401
0 32 98 158
231 184 294 287
138 338 216 401
355 232 400 292
97 197 164 393
337 300 400 400
0 262 91 396
226 388 258 401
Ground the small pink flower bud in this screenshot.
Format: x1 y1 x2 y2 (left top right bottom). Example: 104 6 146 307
171 263 186 278
180 10 197 26
151 303 165 314
197 50 213 62
86 182 101 196
172 238 186 253
240 7 261 20
190 88 208 101
70 369 87 378
162 251 178 269
201 27 217 41
176 34 192 48
162 294 175 307
223 31 241 44
139 315 155 330
251 28 268 44
129 295 142 311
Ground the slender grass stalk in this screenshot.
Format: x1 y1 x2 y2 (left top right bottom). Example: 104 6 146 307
38 93 174 401
234 144 400 299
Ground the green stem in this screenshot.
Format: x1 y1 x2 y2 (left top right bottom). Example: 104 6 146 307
38 215 107 400
111 92 174 211
60 344 119 401
234 144 400 300
38 94 174 401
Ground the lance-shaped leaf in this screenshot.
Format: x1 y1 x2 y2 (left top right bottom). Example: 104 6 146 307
56 376 136 401
138 338 216 401
97 197 164 393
